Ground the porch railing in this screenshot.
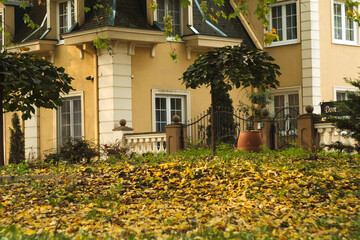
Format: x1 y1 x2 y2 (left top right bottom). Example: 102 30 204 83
124 132 166 155
314 122 357 149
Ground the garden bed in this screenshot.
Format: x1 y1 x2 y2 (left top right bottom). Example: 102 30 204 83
1 149 360 239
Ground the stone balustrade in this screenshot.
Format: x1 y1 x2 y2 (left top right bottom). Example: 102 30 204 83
314 122 357 149
124 132 166 155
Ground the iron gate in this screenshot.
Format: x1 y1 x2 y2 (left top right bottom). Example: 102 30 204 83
185 107 253 148
272 107 300 150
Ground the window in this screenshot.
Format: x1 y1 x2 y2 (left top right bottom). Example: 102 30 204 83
273 92 299 136
155 96 184 131
152 89 190 132
334 86 358 101
269 2 298 45
333 1 357 45
58 0 75 36
58 96 82 145
156 0 181 36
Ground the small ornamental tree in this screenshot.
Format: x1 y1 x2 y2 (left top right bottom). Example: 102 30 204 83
0 52 73 166
328 78 360 148
9 113 25 164
181 45 281 155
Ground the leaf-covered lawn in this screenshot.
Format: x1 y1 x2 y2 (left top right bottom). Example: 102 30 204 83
1 149 360 239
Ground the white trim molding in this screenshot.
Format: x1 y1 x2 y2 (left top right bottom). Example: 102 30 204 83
53 91 85 148
151 89 191 132
24 109 40 160
98 42 132 144
301 0 321 113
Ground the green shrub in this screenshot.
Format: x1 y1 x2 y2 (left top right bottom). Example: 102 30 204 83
45 138 99 164
101 141 128 159
9 113 25 164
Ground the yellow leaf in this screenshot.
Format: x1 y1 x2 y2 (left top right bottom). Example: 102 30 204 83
24 229 36 235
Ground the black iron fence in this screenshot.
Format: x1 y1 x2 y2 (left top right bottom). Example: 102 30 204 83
184 107 253 148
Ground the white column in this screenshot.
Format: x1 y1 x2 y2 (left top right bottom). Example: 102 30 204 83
24 109 39 160
98 42 132 144
301 0 321 113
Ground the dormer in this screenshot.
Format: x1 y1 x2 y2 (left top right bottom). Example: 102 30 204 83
150 0 194 37
46 0 84 40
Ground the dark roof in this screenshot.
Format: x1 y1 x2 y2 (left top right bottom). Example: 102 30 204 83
78 0 157 31
192 0 255 47
13 3 47 43
14 0 254 47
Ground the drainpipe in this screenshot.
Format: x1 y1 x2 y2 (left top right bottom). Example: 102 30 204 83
193 0 227 37
93 48 100 146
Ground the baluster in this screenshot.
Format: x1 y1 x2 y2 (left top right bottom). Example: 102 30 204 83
317 128 325 147
163 136 167 151
143 138 149 153
326 127 335 145
150 138 156 153
127 139 133 154
139 139 145 154
335 129 342 143
345 131 352 146
159 137 165 152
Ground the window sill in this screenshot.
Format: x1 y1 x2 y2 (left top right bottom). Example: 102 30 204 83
266 39 299 48
166 36 184 42
56 39 65 46
332 40 359 47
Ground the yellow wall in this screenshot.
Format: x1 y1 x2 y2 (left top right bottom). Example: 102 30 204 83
3 45 96 161
131 42 251 133
266 44 303 88
132 42 211 132
319 0 360 101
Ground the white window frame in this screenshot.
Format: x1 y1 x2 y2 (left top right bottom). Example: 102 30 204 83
56 0 75 40
270 86 302 115
53 91 84 148
332 0 358 46
151 89 190 132
0 8 4 48
334 85 358 101
154 0 183 40
267 0 300 47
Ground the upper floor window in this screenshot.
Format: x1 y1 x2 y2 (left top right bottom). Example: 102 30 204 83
156 0 181 37
333 1 357 45
269 1 298 46
58 0 75 37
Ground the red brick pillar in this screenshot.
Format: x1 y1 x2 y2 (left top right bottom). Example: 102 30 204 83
165 115 184 154
254 108 274 150
297 105 322 149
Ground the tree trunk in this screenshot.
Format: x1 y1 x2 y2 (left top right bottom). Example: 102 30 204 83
0 74 4 166
211 87 216 156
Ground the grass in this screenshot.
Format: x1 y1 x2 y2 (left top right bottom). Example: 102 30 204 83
0 147 360 239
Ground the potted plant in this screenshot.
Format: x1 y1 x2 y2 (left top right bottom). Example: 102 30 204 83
237 90 273 152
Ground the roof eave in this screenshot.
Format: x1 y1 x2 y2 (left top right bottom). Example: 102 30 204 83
62 26 167 46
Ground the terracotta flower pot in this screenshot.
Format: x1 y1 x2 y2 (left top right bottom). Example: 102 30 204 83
237 131 264 152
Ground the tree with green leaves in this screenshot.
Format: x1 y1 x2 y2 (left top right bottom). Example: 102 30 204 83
0 52 73 166
8 113 25 164
181 45 281 155
328 78 360 150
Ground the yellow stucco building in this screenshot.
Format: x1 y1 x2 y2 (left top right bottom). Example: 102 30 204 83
1 0 358 162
